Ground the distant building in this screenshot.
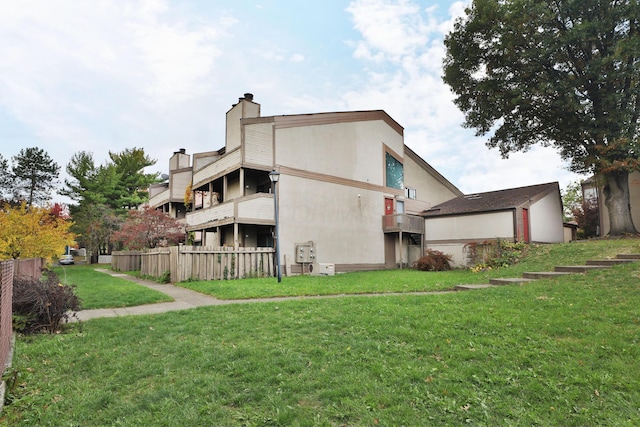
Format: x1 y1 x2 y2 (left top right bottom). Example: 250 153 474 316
146 94 462 273
422 183 565 266
145 94 569 274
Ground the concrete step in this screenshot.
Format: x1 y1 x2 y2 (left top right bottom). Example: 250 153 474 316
489 277 536 286
522 271 573 279
555 265 612 273
616 254 640 260
454 284 495 291
585 259 636 266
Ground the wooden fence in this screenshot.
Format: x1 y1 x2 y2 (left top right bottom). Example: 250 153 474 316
13 258 45 280
112 246 275 283
111 251 142 272
0 261 14 382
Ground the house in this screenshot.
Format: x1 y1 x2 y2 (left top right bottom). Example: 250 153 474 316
581 172 640 236
146 148 192 222
147 93 463 274
421 182 564 266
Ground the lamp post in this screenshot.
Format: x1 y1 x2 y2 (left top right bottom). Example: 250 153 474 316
269 170 282 282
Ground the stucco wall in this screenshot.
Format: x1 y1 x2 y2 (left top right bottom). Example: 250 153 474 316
403 153 461 214
226 100 260 152
425 211 515 241
170 170 192 202
529 191 564 242
275 120 403 186
277 174 385 266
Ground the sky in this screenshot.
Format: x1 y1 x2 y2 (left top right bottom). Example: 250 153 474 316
0 0 585 204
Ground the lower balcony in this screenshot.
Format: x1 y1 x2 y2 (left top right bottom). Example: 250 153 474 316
382 214 424 234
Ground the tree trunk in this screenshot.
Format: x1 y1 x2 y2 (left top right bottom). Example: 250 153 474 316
603 170 638 236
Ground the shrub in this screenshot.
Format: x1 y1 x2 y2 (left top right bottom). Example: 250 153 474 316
465 239 530 271
413 250 453 271
12 269 81 334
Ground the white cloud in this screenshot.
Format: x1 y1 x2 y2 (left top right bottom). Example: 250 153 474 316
0 0 585 204
0 0 237 174
346 0 438 61
343 0 582 194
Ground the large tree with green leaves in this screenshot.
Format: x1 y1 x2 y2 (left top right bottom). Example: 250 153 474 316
109 147 159 210
10 147 60 207
0 154 10 203
443 0 639 235
62 148 157 212
61 148 159 257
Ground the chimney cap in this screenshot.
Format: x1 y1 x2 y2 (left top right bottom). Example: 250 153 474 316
243 93 254 101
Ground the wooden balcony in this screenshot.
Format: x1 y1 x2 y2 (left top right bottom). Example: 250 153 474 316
147 188 170 208
382 214 424 234
185 194 274 231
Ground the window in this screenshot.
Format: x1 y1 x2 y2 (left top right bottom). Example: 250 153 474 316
385 152 404 189
406 187 417 200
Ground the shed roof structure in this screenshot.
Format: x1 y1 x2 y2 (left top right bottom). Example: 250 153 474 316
422 182 560 217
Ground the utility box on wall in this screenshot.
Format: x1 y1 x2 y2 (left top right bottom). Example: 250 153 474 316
310 263 335 276
295 241 316 263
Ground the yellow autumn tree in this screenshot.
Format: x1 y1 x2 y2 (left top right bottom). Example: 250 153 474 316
0 202 75 261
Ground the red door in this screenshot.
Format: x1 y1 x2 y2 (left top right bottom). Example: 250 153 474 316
384 198 394 215
522 209 530 243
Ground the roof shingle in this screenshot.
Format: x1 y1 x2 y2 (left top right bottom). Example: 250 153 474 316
421 182 559 217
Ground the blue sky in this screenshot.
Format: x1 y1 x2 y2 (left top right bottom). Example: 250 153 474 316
0 0 583 202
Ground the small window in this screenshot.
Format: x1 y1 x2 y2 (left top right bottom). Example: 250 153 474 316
385 152 404 190
406 188 417 200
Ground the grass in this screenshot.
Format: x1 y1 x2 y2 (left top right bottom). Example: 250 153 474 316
53 264 173 310
179 238 640 299
2 238 639 425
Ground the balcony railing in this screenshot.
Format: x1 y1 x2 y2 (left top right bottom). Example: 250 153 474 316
186 194 274 229
382 214 424 234
147 189 170 209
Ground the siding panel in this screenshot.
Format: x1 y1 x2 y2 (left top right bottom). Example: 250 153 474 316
244 123 273 166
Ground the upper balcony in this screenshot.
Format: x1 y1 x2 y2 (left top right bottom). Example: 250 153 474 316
382 214 424 234
148 188 170 209
186 193 274 231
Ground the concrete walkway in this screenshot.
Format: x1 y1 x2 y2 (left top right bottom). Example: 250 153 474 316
75 269 453 321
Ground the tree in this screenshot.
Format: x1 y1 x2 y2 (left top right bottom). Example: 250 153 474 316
561 181 583 222
0 202 75 261
0 154 11 203
573 197 600 238
61 151 123 209
561 181 600 237
109 147 159 210
112 205 185 250
61 148 160 258
71 203 122 258
443 0 640 235
11 147 60 207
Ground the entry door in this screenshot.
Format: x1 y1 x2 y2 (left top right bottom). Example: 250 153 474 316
384 198 394 215
522 209 530 243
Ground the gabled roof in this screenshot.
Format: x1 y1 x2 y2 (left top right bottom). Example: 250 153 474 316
421 182 559 217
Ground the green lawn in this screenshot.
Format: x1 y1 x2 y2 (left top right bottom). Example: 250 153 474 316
179 238 640 299
53 264 173 310
2 238 639 426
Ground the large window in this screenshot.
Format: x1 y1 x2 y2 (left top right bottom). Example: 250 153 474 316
385 152 404 189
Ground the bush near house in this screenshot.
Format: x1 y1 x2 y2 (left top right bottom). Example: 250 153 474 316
12 269 81 334
413 249 453 271
466 240 530 272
